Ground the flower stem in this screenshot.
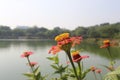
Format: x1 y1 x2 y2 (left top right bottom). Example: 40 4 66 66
107 47 113 60
66 51 79 80
107 47 116 67
27 57 34 72
93 72 98 80
77 62 82 80
99 73 103 80
26 57 36 80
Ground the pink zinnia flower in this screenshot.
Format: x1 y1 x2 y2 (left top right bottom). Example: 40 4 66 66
49 46 61 55
71 36 82 47
29 62 38 67
21 51 33 58
96 69 102 74
58 38 72 46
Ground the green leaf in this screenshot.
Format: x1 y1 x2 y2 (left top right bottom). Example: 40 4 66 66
54 65 68 74
34 66 40 74
102 65 114 71
51 64 59 70
23 73 34 78
47 57 55 61
47 55 59 64
82 68 91 79
54 55 59 64
36 72 40 80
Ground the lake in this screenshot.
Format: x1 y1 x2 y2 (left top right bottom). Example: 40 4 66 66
0 40 120 80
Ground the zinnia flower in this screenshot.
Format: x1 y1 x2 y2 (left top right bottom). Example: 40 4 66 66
29 62 38 67
100 40 110 48
90 66 96 72
96 69 102 74
48 46 61 55
71 51 89 62
49 33 83 54
71 36 83 47
21 51 33 58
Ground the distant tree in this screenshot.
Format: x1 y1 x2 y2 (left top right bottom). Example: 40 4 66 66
0 26 12 38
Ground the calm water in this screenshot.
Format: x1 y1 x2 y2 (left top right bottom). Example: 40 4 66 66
0 40 120 80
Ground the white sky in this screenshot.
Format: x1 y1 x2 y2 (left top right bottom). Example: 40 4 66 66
0 0 120 30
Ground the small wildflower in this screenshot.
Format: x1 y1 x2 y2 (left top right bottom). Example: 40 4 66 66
90 66 96 72
96 69 102 74
21 51 33 58
29 62 38 67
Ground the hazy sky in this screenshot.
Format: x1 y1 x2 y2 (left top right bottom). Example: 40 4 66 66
0 0 120 30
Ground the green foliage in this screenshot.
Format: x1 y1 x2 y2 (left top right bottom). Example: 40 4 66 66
104 66 120 80
23 66 46 80
68 66 91 79
47 55 59 64
82 68 91 79
47 55 69 80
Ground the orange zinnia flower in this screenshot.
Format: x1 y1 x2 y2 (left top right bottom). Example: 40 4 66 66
100 40 110 48
49 33 83 55
21 51 33 58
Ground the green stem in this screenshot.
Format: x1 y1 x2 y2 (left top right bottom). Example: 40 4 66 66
66 51 79 80
26 57 36 80
107 47 116 66
99 73 103 80
77 62 82 80
107 47 113 60
93 72 98 80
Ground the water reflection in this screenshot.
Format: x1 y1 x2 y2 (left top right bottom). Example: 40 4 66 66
0 40 119 60
0 40 120 80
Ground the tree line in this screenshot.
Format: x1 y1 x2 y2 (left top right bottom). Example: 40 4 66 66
0 22 120 39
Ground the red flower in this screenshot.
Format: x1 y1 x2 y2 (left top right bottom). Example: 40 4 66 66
21 51 33 58
71 51 89 62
